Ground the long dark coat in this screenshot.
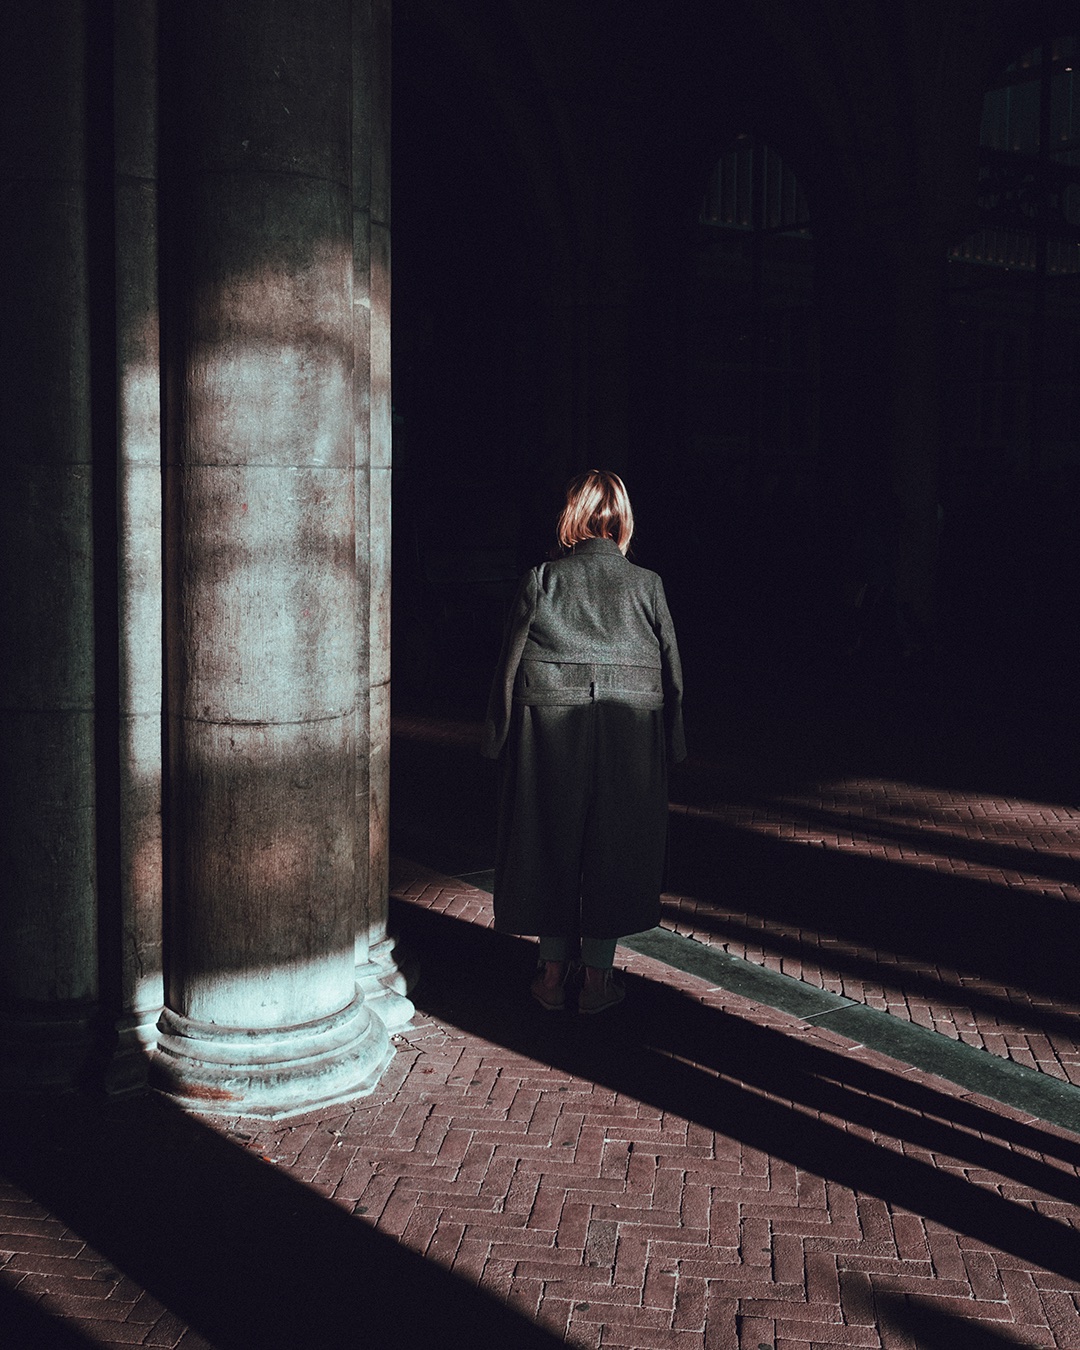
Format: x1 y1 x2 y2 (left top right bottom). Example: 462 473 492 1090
481 537 685 940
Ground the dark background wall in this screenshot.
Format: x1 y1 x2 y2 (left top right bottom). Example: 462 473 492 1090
389 0 1080 736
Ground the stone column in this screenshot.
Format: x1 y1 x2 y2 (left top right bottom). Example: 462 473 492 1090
353 0 416 1029
103 0 166 1095
0 4 100 1091
154 0 391 1118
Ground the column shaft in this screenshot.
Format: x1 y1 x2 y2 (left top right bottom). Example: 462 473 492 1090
156 0 390 1117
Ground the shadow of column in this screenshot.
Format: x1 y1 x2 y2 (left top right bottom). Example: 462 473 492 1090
0 1092 565 1349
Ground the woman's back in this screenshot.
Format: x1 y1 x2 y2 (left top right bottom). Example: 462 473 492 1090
518 538 668 671
481 470 685 1012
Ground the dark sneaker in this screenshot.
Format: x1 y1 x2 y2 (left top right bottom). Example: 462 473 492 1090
530 966 569 1011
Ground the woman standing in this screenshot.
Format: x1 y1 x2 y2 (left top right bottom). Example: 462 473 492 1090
481 470 685 1013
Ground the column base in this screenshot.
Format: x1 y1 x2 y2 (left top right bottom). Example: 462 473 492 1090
356 931 418 1031
100 1008 161 1098
152 991 392 1120
0 1003 98 1095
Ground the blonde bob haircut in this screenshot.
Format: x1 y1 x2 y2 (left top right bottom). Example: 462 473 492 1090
556 469 634 555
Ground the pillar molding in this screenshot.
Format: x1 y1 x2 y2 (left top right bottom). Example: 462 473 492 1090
154 993 382 1120
352 0 416 1030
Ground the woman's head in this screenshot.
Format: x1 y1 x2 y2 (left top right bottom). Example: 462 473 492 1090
556 469 634 555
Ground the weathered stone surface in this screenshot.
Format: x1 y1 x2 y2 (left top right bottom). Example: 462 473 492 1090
349 0 411 1022
370 223 393 471
0 5 99 1089
157 0 394 1115
117 707 164 1013
0 465 96 709
351 0 374 216
367 678 392 939
369 466 392 684
115 185 160 479
369 0 391 228
163 0 352 186
0 182 91 465
107 0 166 1095
154 991 391 1119
356 933 416 1030
114 0 158 182
117 451 164 1010
167 716 358 1028
168 464 359 725
0 710 98 1006
1 10 85 171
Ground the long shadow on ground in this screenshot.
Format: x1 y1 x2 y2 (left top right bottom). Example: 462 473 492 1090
392 898 1080 1286
876 1291 1061 1349
665 807 1080 1006
0 1282 102 1350
0 1091 565 1350
390 697 1080 1035
663 898 1080 1047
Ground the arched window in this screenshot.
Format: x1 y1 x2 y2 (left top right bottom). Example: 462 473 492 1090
951 36 1080 273
702 134 810 235
945 36 1080 488
686 135 817 499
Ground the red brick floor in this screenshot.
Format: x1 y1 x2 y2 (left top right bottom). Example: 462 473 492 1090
4 863 1078 1348
391 709 1080 1088
663 763 1080 1087
4 687 1080 1349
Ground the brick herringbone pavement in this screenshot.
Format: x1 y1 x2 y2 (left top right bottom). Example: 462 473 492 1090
385 866 1080 1349
661 768 1080 1087
5 672 1080 1349
3 865 1078 1349
391 705 1080 1088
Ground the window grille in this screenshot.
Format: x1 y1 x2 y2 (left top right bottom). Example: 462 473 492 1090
702 135 810 235
951 36 1080 273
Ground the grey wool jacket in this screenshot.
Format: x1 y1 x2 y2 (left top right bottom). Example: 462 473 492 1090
480 537 686 764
